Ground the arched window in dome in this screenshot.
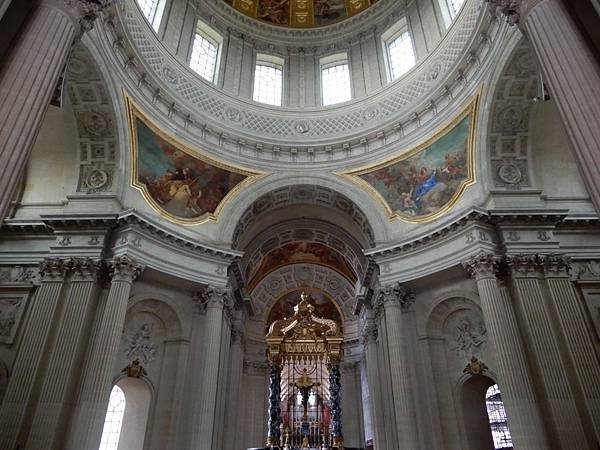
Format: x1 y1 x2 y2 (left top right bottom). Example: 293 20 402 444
320 53 352 106
189 21 223 84
448 0 466 19
382 18 416 82
253 54 284 106
99 385 126 450
485 384 513 449
135 0 165 32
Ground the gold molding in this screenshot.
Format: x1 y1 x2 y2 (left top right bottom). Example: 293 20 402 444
125 95 268 226
337 92 480 223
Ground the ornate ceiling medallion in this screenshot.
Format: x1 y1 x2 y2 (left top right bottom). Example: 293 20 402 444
339 93 479 223
126 96 267 225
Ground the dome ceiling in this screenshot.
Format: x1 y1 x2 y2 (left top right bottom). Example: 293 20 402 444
224 0 379 28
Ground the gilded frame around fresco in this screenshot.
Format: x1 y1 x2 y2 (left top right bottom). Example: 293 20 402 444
338 93 480 223
126 95 267 225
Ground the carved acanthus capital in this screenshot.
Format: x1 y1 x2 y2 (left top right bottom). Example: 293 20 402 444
39 258 68 281
67 257 103 281
505 254 544 277
108 255 143 283
463 253 502 280
63 0 117 33
197 285 229 310
542 254 571 278
361 320 378 345
486 0 544 26
381 282 415 312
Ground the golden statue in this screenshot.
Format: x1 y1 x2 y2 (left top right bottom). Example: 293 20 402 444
301 436 310 449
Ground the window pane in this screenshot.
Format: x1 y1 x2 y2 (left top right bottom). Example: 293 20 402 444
485 384 513 449
253 64 283 106
449 0 466 18
388 32 416 80
321 63 351 106
190 33 219 83
99 385 126 450
137 0 159 24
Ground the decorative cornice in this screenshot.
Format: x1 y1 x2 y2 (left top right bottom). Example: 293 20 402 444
108 255 143 283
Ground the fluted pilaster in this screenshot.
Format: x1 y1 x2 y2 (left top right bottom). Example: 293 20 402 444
26 258 102 450
361 317 386 450
65 255 143 450
506 254 588 448
224 311 244 450
489 0 600 212
196 286 228 450
0 258 68 449
381 283 419 450
0 0 114 223
543 256 600 442
463 253 550 449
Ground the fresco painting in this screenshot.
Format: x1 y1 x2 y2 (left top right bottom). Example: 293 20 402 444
248 242 357 290
134 117 248 221
227 0 374 28
266 289 342 331
355 111 474 221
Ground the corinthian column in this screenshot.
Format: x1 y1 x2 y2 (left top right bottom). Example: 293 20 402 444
0 0 114 223
463 254 549 449
488 0 600 211
381 283 419 450
26 258 102 450
65 255 143 450
361 316 386 450
195 286 228 450
224 310 244 450
0 258 68 450
543 256 600 441
506 254 589 448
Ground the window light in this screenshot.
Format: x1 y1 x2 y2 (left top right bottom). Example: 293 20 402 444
321 62 351 106
485 384 513 449
449 0 466 19
253 62 283 106
136 0 164 31
99 385 126 450
387 31 416 80
190 33 219 83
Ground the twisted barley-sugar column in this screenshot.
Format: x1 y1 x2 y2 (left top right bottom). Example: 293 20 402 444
543 256 600 443
489 0 600 212
361 317 387 450
64 255 143 450
25 259 102 450
463 254 550 449
0 0 114 224
0 258 68 450
506 254 589 448
381 284 419 450
195 287 227 450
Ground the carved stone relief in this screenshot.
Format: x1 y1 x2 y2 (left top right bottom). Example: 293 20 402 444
0 292 30 344
489 41 537 189
67 44 118 193
119 311 165 379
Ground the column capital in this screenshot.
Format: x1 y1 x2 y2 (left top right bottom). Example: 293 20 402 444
505 254 545 277
486 0 546 26
380 282 415 311
39 257 68 281
463 253 503 280
197 285 229 310
542 254 571 278
108 255 143 283
361 320 378 345
67 257 103 281
50 0 116 34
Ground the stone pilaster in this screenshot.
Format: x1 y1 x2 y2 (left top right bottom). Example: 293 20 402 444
0 258 68 450
543 256 600 441
463 253 550 449
361 316 386 450
65 255 143 450
0 0 115 223
380 283 419 450
488 0 600 212
25 258 102 450
506 254 589 448
224 311 244 450
195 286 227 450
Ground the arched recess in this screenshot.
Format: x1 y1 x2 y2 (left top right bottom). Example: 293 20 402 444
458 373 497 450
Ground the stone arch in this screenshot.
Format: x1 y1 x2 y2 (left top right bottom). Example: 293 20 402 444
456 373 498 450
425 291 481 337
218 175 388 247
487 38 539 190
66 41 120 194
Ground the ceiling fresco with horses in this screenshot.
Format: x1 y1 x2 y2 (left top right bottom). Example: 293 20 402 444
224 0 377 28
